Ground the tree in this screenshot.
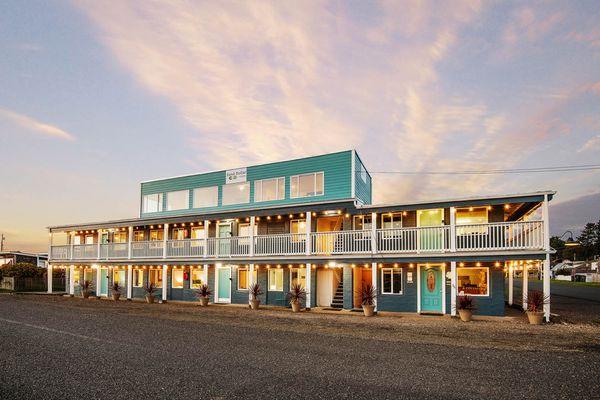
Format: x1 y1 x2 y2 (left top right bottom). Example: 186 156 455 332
0 262 44 279
577 220 600 260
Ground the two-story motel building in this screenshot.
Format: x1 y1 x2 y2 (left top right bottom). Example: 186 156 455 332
47 150 553 320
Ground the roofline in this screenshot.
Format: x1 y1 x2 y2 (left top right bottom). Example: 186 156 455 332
139 149 355 184
0 251 48 258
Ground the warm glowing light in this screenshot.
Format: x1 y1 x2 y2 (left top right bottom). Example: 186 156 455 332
459 262 465 267
345 213 350 218
277 215 282 220
504 204 510 210
289 214 293 218
476 262 481 267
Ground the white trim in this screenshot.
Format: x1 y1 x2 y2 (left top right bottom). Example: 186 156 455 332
267 268 284 292
289 267 307 291
162 264 168 300
192 186 219 209
69 265 75 295
522 265 528 311
380 212 403 229
290 171 325 199
380 267 403 295
190 267 204 289
127 265 132 299
508 265 514 305
99 267 109 297
237 266 249 291
47 264 53 293
450 261 457 316
416 208 444 227
215 264 232 303
221 181 250 206
456 267 490 297
371 262 378 311
253 177 285 202
171 268 185 289
306 263 312 308
217 221 233 238
416 263 445 314
132 268 144 288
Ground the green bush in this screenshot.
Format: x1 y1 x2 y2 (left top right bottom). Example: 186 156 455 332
0 262 45 278
555 268 572 276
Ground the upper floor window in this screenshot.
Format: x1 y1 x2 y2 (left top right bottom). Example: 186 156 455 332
382 213 402 230
143 193 163 213
290 172 324 198
353 215 372 230
254 177 285 202
133 231 145 242
193 186 218 208
456 207 489 235
222 182 250 206
166 190 189 211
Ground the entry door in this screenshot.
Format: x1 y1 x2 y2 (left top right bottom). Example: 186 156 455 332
99 268 109 296
216 266 231 303
420 265 443 313
417 209 444 251
217 223 232 255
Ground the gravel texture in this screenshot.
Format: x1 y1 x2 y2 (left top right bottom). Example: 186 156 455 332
0 295 599 399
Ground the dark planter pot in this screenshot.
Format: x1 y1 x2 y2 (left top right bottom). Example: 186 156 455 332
362 304 375 317
458 309 473 322
199 297 209 306
145 294 155 304
112 293 121 301
82 291 91 299
250 299 260 310
526 311 544 325
291 301 301 313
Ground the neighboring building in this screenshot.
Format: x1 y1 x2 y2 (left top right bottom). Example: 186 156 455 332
47 150 554 319
0 251 48 268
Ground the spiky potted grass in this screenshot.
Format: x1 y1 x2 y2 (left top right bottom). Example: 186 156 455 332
456 294 476 322
525 290 549 325
197 283 212 306
287 284 306 313
361 284 377 317
144 283 156 304
111 282 122 301
249 282 263 310
80 280 93 299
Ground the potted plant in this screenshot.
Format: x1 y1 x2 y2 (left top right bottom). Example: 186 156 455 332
111 282 122 301
196 283 212 306
287 284 306 313
361 284 377 317
456 294 476 322
525 290 549 325
80 280 93 299
144 283 156 304
249 282 263 310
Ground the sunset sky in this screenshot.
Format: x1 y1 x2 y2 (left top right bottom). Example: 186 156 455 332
1 1 598 252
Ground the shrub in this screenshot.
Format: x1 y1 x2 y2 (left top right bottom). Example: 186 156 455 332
360 284 377 306
111 282 121 294
81 280 93 291
1 263 44 278
249 282 263 300
457 295 476 310
526 290 550 312
144 283 156 295
286 284 307 305
196 283 212 298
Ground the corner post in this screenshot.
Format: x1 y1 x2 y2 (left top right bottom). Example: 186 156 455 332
248 263 255 304
508 264 514 306
127 265 132 300
127 226 133 259
522 264 528 311
305 211 312 256
371 212 377 254
542 193 551 321
47 264 53 293
249 216 255 257
69 265 75 296
96 265 101 298
450 207 457 252
162 224 169 259
203 264 209 286
97 230 102 260
70 233 74 261
450 261 457 316
203 221 209 258
162 264 168 302
371 262 378 312
305 263 312 310
48 231 53 260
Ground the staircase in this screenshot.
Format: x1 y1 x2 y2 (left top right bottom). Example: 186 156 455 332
330 282 344 309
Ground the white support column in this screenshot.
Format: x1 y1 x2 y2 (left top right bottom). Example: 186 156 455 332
48 231 53 260
127 227 133 259
305 211 312 256
203 264 209 286
162 224 169 259
450 261 457 316
47 264 53 293
371 212 377 254
203 221 209 258
522 265 528 311
249 217 255 257
97 230 102 259
450 207 457 252
162 264 168 302
127 265 133 300
248 263 255 304
542 193 551 322
371 262 378 311
70 233 74 260
306 263 312 309
508 264 514 306
96 265 101 297
69 265 75 295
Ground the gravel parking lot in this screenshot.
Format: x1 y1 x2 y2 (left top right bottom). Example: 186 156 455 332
1 295 599 399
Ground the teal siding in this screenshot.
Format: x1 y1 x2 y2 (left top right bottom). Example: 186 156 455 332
354 152 372 205
140 151 356 218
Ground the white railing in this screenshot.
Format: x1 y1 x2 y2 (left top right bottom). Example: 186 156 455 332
206 237 250 257
456 221 544 251
377 226 450 253
311 230 372 255
99 243 128 259
72 244 98 259
50 245 71 260
132 241 164 258
255 233 306 256
166 239 205 257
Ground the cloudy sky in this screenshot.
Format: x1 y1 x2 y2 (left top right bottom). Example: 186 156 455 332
0 0 598 252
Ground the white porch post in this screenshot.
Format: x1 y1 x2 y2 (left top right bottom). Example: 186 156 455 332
305 211 312 256
162 264 168 302
127 227 133 259
69 265 75 295
450 207 457 252
47 264 53 293
203 264 209 285
203 221 209 258
96 265 101 297
371 262 378 311
127 264 132 300
450 261 457 316
371 212 377 254
542 193 551 322
249 216 255 257
48 231 53 260
97 230 102 260
522 264 528 311
248 263 255 304
69 233 74 260
508 264 514 306
162 224 169 259
306 263 312 309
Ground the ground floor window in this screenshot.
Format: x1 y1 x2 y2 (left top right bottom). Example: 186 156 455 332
381 268 402 294
73 269 81 285
113 269 126 286
457 267 489 296
268 268 283 291
238 267 258 290
133 269 143 287
191 269 204 288
83 269 94 284
172 269 184 288
149 269 163 288
290 268 306 289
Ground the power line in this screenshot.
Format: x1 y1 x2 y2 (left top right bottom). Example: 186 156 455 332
365 164 600 176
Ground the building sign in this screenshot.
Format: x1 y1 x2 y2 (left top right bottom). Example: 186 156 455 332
407 272 413 284
226 167 247 184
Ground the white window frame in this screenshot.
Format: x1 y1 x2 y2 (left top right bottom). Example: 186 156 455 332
143 193 163 213
171 269 184 289
133 269 144 287
166 190 189 211
290 172 324 199
381 213 403 229
113 269 126 287
456 267 490 297
190 269 204 289
237 267 249 291
352 215 372 230
268 268 284 292
289 268 307 290
381 268 403 295
254 177 285 202
193 186 218 209
149 268 163 288
133 231 145 242
222 182 250 206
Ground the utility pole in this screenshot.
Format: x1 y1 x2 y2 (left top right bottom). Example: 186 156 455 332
0 233 4 251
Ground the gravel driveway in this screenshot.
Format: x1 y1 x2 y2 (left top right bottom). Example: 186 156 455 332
1 295 598 399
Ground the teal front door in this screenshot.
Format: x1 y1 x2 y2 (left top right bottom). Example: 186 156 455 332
217 223 232 255
216 266 231 303
420 265 443 313
99 268 109 296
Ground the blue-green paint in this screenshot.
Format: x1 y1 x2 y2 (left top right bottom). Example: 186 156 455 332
217 267 231 301
420 265 442 312
99 268 109 296
354 151 372 205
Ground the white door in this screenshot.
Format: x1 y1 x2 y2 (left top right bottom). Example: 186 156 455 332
316 269 334 307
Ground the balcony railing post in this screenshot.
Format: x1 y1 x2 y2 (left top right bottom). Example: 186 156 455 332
371 212 377 254
305 211 312 256
249 216 255 257
204 221 209 258
70 232 74 260
162 223 169 259
97 230 102 260
48 231 53 261
127 226 133 260
450 207 457 252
